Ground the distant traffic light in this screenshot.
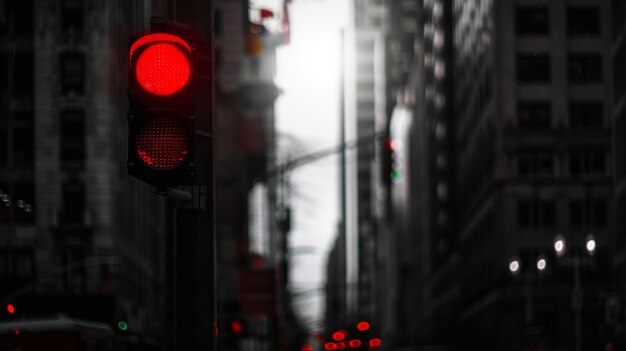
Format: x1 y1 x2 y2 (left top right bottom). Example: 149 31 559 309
117 321 128 331
6 304 15 315
356 321 370 332
369 338 381 348
127 18 212 187
231 319 243 336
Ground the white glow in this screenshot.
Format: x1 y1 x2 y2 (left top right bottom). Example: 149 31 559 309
554 235 566 257
554 240 564 253
586 239 596 253
509 260 520 273
537 258 546 271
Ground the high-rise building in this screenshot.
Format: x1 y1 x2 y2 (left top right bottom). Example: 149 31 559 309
1 1 169 349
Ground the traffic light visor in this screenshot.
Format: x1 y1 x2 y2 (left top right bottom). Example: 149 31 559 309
131 34 192 96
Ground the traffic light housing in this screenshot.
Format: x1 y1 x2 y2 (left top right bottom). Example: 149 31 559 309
127 17 212 187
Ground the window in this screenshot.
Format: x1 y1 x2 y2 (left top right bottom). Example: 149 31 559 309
12 0 33 37
570 200 583 228
569 199 607 228
517 199 556 228
518 101 551 129
12 112 34 166
13 50 33 95
61 0 84 33
569 148 606 176
61 180 85 224
567 6 600 37
516 5 549 36
517 151 553 177
569 101 603 128
568 54 602 83
614 43 626 101
517 54 550 83
592 200 607 227
60 110 85 167
613 0 625 38
541 200 556 227
60 52 85 94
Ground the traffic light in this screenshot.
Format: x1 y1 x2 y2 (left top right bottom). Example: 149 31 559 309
127 17 212 187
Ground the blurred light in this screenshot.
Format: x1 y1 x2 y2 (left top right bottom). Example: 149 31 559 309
16 200 24 208
349 340 362 348
586 235 596 254
302 344 313 351
118 321 128 331
231 320 243 335
536 256 547 271
6 304 15 314
509 259 520 274
13 328 20 335
325 343 337 351
554 235 566 257
369 338 382 348
357 321 370 331
333 330 347 341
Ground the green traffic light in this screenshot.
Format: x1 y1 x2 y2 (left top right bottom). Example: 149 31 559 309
118 321 128 331
391 169 401 181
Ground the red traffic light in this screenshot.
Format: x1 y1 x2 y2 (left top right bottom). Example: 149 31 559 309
6 304 15 314
131 34 192 96
349 340 362 348
324 343 337 351
369 338 381 348
356 321 370 331
332 330 348 341
231 320 243 336
135 117 190 169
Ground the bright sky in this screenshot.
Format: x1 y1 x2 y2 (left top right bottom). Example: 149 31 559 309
251 0 349 332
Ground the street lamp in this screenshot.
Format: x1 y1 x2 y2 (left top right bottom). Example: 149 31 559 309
536 255 547 272
553 234 598 351
554 234 566 257
585 234 596 255
509 258 521 274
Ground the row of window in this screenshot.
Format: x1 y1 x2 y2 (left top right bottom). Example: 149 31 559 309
517 101 604 129
517 54 603 84
517 198 607 229
517 149 607 177
516 5 601 37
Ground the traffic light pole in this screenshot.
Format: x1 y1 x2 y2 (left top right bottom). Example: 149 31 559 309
162 187 215 351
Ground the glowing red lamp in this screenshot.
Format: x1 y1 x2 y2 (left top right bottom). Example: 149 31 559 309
349 340 362 348
357 321 370 332
324 343 337 351
333 330 348 341
6 304 15 314
369 338 381 348
131 34 191 96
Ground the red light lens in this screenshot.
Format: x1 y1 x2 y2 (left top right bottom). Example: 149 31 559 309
333 330 347 341
135 42 191 95
357 322 370 331
6 304 15 314
369 338 381 348
349 340 362 348
135 117 190 169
